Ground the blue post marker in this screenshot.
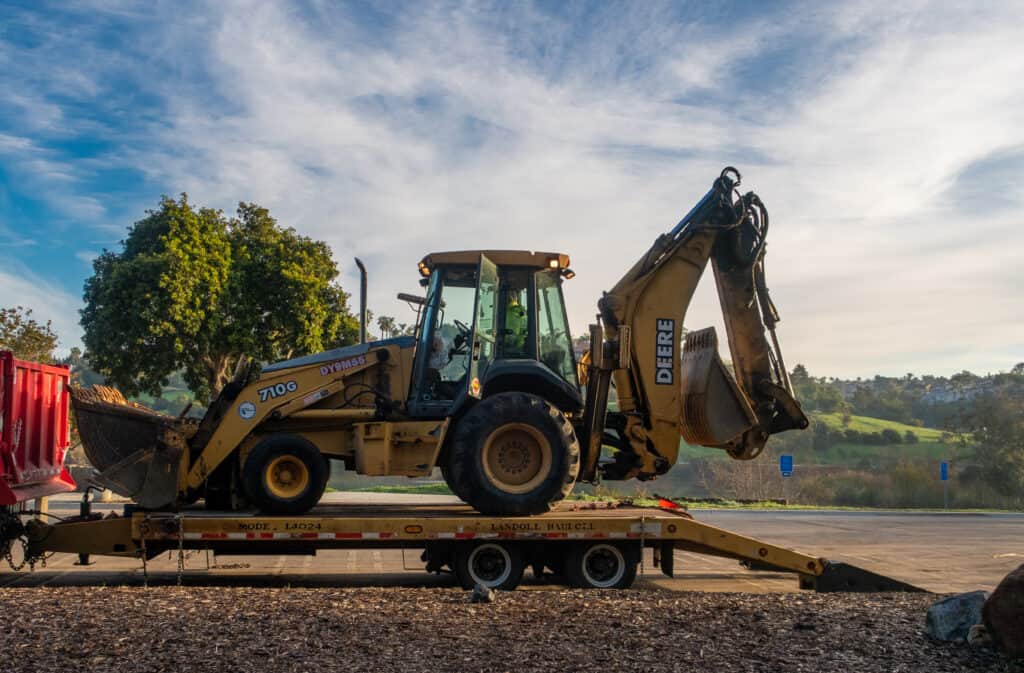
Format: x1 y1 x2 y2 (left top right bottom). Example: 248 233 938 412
941 461 949 509
778 455 794 505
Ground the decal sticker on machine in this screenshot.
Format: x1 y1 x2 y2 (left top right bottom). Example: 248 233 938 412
655 318 675 385
257 380 298 402
320 355 367 376
303 389 330 406
238 402 257 420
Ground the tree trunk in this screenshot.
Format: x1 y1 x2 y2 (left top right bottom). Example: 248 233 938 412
203 353 232 401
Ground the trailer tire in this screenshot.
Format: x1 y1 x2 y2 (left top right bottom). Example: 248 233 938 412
454 542 525 590
565 542 638 589
446 392 579 515
242 434 329 515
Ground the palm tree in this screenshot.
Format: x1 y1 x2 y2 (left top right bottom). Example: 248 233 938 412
377 315 396 340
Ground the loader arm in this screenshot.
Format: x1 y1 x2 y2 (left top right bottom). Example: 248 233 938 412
580 168 808 481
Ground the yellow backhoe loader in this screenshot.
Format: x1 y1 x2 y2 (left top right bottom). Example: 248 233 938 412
72 167 808 516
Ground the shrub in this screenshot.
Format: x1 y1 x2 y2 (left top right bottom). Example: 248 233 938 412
880 428 903 444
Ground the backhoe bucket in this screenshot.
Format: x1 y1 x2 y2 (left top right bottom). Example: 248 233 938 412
70 386 195 509
679 327 758 448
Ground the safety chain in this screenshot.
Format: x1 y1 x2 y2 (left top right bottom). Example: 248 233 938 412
639 514 646 577
4 538 29 572
175 514 185 586
139 516 150 588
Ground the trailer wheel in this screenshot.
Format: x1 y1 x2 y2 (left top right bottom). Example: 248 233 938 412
566 542 638 589
242 434 329 514
446 392 579 515
454 542 525 590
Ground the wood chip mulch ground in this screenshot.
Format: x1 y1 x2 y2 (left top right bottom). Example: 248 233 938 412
0 587 1019 673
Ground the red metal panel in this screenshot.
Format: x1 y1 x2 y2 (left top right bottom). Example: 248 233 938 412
0 351 76 505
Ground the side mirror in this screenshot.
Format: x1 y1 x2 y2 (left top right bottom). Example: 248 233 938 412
397 292 427 306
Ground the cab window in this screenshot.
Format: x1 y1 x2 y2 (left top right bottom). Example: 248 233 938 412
500 269 532 358
535 270 577 385
420 266 476 401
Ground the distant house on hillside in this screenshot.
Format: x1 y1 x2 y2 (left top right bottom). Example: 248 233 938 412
920 379 997 403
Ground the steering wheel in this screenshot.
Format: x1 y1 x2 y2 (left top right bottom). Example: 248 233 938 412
453 319 472 338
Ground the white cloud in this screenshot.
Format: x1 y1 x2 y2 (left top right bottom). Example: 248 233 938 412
6 0 1024 376
75 250 99 265
0 263 82 354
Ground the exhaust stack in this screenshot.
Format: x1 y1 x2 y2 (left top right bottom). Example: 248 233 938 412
355 257 367 344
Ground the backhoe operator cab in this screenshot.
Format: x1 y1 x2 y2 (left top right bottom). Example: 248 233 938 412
409 251 580 416
406 251 585 514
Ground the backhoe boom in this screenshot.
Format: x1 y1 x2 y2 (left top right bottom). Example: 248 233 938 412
581 168 808 481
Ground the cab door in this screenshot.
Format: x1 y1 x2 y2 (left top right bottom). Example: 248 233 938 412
467 254 498 398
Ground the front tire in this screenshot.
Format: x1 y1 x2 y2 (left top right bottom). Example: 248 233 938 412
242 434 329 514
446 392 580 515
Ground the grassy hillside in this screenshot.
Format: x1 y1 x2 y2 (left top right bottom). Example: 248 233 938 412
814 412 944 441
677 412 961 465
812 412 956 463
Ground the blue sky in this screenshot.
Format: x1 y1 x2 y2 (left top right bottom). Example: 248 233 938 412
1 0 1022 378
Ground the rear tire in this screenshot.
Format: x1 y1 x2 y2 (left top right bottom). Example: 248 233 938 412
242 434 329 514
454 542 525 590
565 542 638 589
446 392 579 515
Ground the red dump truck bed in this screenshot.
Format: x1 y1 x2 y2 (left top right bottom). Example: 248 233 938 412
0 351 76 506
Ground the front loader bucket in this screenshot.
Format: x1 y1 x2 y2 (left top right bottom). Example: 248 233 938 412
70 386 196 509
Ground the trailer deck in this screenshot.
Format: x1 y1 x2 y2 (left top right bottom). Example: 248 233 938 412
4 499 922 592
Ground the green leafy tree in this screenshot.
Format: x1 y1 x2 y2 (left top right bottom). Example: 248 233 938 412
0 306 58 362
219 202 357 373
964 392 1024 498
81 196 357 402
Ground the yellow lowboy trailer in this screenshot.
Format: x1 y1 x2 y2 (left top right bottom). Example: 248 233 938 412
7 501 919 592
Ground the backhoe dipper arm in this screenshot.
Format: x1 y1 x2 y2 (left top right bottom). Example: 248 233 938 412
580 168 807 481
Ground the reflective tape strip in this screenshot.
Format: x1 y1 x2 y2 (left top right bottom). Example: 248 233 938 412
179 528 639 542
182 531 396 541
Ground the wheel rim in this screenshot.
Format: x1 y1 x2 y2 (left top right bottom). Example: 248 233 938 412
481 423 553 494
581 544 626 588
467 543 512 587
264 455 310 500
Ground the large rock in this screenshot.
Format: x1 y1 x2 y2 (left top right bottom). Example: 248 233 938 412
984 563 1024 658
925 591 987 641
